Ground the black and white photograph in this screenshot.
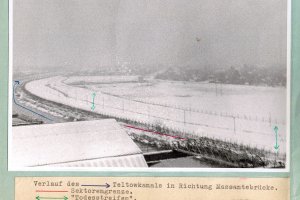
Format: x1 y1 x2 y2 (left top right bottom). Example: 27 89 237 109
10 0 289 170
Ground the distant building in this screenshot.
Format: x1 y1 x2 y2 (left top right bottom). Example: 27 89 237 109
10 119 148 169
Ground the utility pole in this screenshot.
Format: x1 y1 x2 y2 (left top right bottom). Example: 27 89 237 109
183 109 186 125
102 96 104 109
220 83 223 96
233 116 236 134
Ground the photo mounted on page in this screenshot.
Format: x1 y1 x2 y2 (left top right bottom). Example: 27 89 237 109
9 0 289 171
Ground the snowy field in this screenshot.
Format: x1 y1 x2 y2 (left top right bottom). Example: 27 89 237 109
25 76 287 154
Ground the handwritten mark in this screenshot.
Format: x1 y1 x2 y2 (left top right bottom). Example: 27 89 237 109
91 92 96 110
123 124 186 140
273 126 279 152
13 80 53 121
36 196 68 200
36 190 68 193
81 183 110 188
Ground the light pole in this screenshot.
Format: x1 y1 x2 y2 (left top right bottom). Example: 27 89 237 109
233 116 236 134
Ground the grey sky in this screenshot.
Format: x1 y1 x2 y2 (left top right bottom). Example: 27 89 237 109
13 0 287 72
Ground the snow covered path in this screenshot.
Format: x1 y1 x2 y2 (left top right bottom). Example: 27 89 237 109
25 76 287 154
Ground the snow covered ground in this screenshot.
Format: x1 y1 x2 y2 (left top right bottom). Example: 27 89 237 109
25 76 287 154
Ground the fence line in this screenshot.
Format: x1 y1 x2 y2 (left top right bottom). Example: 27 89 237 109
101 91 286 125
48 84 286 138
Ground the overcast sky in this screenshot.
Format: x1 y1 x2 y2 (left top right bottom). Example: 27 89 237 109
13 0 287 72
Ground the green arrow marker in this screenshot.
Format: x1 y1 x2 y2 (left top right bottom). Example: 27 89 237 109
36 196 68 200
273 126 279 152
91 92 96 110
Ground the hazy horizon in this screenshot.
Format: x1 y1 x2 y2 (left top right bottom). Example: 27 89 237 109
13 0 287 73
